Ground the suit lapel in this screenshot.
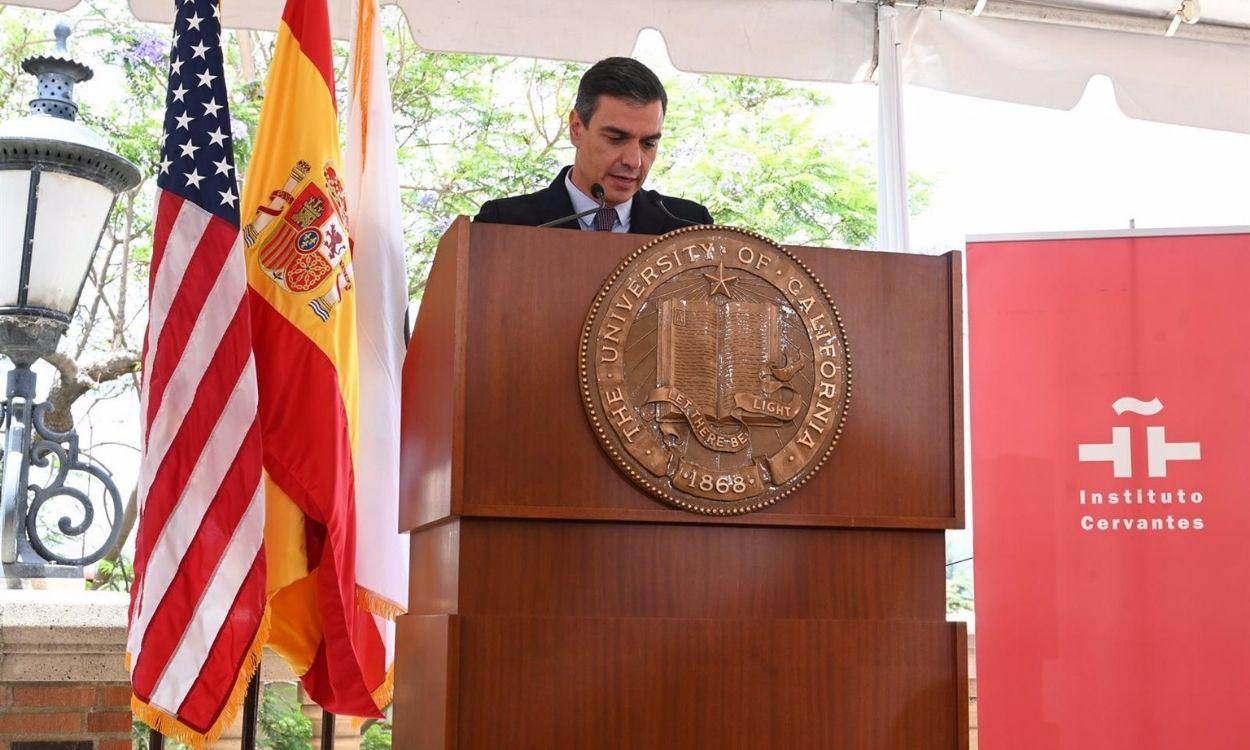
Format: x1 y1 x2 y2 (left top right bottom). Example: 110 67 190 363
629 189 665 235
535 166 580 230
534 170 669 235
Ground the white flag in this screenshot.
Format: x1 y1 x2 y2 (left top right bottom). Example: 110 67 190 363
346 0 409 708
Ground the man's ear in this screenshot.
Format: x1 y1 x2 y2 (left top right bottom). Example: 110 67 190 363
568 109 584 147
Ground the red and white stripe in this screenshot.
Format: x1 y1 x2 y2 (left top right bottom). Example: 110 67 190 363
128 192 266 722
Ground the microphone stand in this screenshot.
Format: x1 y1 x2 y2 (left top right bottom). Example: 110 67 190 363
651 193 703 227
538 182 607 228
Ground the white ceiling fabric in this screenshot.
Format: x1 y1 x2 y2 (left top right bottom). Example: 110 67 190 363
1045 0 1248 26
396 0 878 84
895 8 1250 133
3 0 1247 132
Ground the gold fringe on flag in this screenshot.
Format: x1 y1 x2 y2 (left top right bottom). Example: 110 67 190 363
355 585 399 716
131 606 272 749
349 663 397 730
356 584 406 621
370 662 395 711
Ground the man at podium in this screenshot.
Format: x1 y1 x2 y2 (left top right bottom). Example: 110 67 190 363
474 57 714 234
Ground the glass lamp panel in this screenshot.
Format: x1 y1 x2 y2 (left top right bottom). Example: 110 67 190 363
24 170 114 316
0 169 32 307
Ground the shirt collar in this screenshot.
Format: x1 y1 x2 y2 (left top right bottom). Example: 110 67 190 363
564 170 632 231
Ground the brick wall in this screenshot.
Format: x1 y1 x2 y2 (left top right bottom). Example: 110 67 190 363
0 682 132 750
0 591 132 750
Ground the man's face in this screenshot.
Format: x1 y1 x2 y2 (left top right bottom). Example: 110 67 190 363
568 95 664 206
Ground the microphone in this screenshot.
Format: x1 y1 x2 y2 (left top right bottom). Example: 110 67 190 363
538 182 607 228
651 192 702 228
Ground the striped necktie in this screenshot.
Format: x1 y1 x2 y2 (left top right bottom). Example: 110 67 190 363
594 205 618 231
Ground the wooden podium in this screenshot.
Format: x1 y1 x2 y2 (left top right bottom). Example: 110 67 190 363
394 217 967 749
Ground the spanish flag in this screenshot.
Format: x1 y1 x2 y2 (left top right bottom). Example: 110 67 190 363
240 0 386 718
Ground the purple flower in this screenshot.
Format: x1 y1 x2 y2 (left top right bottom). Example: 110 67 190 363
229 117 248 141
416 190 437 209
122 32 169 66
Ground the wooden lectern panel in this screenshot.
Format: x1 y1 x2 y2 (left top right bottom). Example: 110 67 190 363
396 220 967 750
400 219 962 531
408 518 946 620
396 614 968 750
398 219 466 530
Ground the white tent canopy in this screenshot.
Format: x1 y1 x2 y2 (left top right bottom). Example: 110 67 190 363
10 0 1245 133
6 0 1246 250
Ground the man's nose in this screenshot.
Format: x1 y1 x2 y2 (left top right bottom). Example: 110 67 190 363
619 141 641 169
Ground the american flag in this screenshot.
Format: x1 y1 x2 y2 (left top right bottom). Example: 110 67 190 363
127 0 267 739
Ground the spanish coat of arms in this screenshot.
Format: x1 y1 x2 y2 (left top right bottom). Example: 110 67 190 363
243 160 354 322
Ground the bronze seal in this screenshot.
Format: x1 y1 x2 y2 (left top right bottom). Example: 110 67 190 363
579 226 851 515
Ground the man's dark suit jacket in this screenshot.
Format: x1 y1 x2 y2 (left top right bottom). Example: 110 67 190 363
474 166 713 234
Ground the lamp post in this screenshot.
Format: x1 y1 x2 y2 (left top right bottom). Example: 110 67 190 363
0 23 141 579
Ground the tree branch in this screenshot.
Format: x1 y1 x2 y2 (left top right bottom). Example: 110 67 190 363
90 484 137 590
75 230 120 358
41 350 141 433
114 190 136 349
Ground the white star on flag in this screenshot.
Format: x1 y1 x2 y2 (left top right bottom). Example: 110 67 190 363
212 157 232 176
202 98 223 118
159 157 171 174
172 85 188 102
196 70 217 88
185 12 203 30
219 188 237 207
170 57 183 75
207 128 228 147
178 140 199 159
184 169 204 189
174 112 193 130
191 41 209 59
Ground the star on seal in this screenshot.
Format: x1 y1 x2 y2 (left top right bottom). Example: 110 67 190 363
703 262 738 297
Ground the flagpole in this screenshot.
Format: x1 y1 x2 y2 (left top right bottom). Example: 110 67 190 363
320 710 336 750
241 671 261 750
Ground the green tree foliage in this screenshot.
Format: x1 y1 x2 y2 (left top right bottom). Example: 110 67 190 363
946 536 974 614
94 553 135 591
3 0 916 299
361 718 394 750
946 567 974 614
655 77 879 247
258 685 314 750
376 17 911 295
0 8 42 121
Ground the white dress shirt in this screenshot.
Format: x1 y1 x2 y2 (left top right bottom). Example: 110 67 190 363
565 171 632 233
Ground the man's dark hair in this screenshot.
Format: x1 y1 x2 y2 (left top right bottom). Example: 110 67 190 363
573 57 668 125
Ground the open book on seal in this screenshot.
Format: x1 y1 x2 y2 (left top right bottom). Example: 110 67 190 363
656 298 780 422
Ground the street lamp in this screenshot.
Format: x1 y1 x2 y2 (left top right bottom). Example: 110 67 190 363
0 22 141 578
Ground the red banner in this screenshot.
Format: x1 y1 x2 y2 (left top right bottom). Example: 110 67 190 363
969 230 1250 749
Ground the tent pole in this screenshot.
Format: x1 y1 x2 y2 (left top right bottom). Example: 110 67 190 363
875 4 911 252
842 0 1250 46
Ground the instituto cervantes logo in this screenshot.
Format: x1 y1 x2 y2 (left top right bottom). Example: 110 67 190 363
1075 396 1206 533
579 226 852 515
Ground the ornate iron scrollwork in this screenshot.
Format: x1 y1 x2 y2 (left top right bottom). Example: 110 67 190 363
21 402 123 566
1 365 123 576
